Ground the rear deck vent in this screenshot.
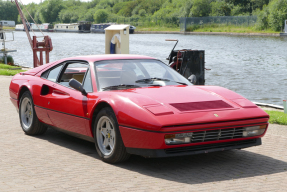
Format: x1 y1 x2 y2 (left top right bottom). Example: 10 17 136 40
170 100 233 112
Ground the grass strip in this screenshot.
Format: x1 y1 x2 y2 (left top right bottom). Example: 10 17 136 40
187 24 278 34
2 26 15 30
264 110 287 125
0 64 22 69
0 64 26 76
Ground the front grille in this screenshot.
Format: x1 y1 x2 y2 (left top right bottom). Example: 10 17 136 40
170 100 233 112
190 127 244 143
165 139 258 154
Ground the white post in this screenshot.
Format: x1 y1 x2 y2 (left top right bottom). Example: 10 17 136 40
284 100 287 114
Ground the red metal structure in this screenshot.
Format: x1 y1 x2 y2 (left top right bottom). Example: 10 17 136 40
9 54 269 163
12 0 53 68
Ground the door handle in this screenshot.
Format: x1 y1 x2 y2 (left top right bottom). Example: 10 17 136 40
52 89 70 96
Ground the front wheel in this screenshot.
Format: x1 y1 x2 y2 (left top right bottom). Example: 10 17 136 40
19 91 47 135
94 107 130 163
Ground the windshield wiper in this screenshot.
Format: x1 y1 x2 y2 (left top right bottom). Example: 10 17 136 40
135 77 170 83
135 77 188 85
102 84 140 91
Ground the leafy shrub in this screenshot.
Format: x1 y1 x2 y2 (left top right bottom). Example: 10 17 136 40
186 24 200 31
94 9 109 23
190 0 211 17
1 55 14 65
268 0 287 31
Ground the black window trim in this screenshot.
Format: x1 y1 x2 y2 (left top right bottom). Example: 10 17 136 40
41 60 92 92
82 68 93 93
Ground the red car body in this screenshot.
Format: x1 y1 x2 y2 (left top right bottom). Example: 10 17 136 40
9 55 269 158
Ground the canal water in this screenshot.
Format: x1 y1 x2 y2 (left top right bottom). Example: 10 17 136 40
5 32 287 106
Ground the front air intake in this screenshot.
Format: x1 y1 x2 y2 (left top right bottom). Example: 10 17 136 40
170 100 233 112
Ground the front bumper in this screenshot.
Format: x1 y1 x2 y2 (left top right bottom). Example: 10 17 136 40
126 138 261 158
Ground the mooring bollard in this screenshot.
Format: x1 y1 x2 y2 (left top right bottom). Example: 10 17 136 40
284 100 287 114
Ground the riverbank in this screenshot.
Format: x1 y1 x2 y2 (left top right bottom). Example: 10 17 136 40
136 25 281 36
2 26 15 30
136 30 280 36
135 31 280 36
0 64 26 76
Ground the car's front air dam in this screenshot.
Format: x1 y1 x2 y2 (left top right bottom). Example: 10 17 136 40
126 138 261 158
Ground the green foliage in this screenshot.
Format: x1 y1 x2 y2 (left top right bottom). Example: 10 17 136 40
94 9 109 23
1 55 14 65
113 2 125 14
117 1 137 17
254 0 287 31
264 110 287 125
38 0 64 23
254 5 269 30
0 64 26 76
268 0 287 31
138 9 147 17
0 1 19 23
186 24 200 31
59 9 79 23
190 0 212 17
0 0 284 32
210 1 232 16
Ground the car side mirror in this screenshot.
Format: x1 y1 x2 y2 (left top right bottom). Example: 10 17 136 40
188 74 197 85
69 79 87 96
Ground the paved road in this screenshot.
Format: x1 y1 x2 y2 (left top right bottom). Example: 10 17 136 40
1 75 287 191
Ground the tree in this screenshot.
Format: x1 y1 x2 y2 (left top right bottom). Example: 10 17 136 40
39 0 64 23
210 1 232 16
190 0 212 17
0 1 19 22
268 0 287 31
94 9 109 23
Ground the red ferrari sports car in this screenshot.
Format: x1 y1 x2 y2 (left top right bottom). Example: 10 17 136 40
9 54 269 163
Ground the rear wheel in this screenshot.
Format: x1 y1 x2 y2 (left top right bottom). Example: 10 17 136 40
19 91 47 135
94 107 130 163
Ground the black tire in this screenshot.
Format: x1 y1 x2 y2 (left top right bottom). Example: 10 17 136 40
94 107 130 163
19 91 47 135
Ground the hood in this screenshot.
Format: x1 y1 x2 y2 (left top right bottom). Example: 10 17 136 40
111 85 268 129
119 85 241 110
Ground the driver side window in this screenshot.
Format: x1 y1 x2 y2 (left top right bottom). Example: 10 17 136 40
58 62 89 88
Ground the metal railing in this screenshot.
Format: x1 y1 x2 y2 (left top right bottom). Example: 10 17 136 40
106 16 179 28
180 16 257 32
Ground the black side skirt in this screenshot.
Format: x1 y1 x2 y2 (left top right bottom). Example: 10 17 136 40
126 138 261 158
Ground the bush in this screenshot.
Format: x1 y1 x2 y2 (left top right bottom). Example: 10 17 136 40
268 0 287 31
94 9 109 23
1 55 14 65
210 1 231 16
254 6 269 30
186 24 200 32
190 0 211 17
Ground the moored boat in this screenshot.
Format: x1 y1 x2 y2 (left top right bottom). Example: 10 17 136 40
90 23 111 33
54 23 79 33
15 24 25 31
91 23 136 34
78 21 91 33
31 23 54 32
54 21 91 33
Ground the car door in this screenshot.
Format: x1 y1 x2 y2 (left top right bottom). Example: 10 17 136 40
41 61 93 136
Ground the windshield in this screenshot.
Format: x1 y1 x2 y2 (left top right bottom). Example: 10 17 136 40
94 59 191 91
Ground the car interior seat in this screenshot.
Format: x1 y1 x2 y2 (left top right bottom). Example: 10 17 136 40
120 64 137 85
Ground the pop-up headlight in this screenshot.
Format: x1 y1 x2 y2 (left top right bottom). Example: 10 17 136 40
242 125 267 137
